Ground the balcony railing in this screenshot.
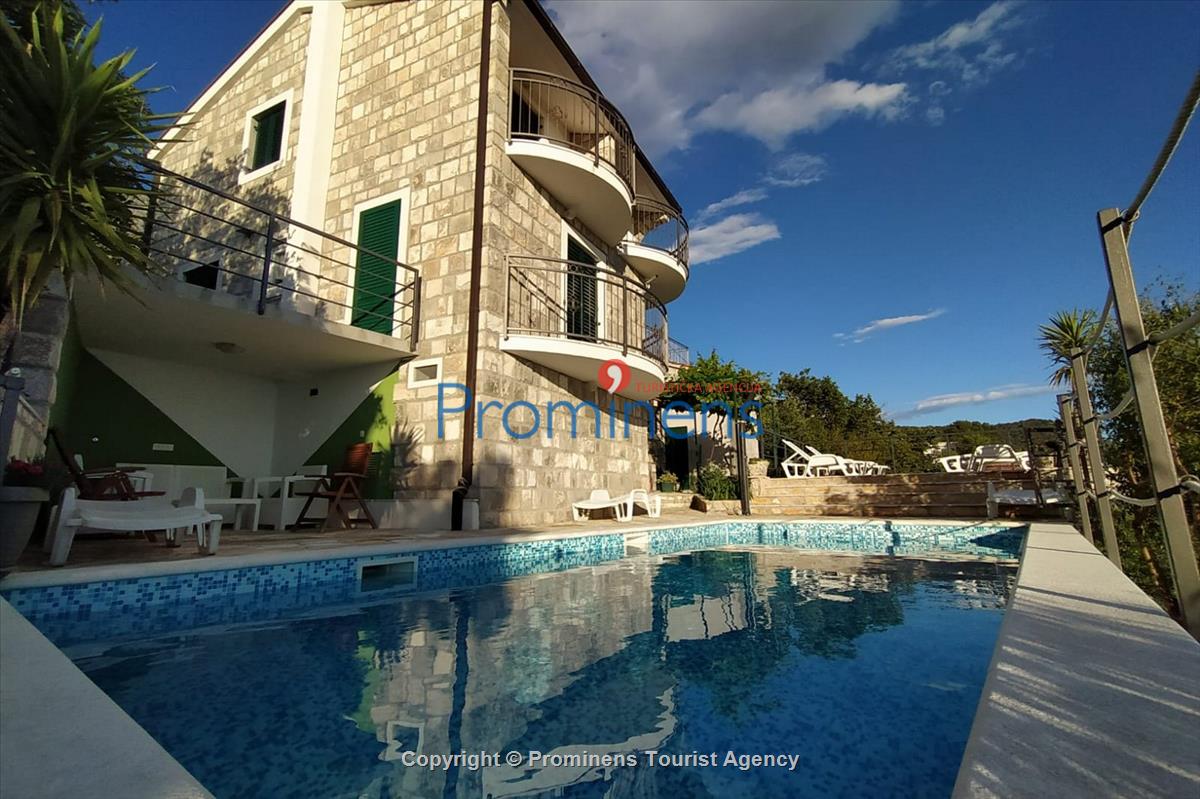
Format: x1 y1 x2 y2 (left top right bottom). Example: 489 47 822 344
134 164 422 348
509 68 635 195
667 337 691 367
631 197 689 270
505 255 668 370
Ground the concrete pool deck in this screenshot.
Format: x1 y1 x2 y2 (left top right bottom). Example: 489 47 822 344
2 517 1196 797
953 521 1200 798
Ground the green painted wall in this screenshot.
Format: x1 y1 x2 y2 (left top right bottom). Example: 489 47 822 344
303 372 398 499
49 319 226 474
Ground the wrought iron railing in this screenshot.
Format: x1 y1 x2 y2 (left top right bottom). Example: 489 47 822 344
632 197 689 270
134 164 422 349
667 337 691 367
509 68 635 195
504 255 668 370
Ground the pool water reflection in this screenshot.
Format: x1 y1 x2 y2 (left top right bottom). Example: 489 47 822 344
71 548 1014 798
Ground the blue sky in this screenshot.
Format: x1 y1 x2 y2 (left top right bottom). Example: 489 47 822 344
85 1 1199 425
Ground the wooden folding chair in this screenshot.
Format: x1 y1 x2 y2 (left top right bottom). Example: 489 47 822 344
49 428 166 501
290 443 379 532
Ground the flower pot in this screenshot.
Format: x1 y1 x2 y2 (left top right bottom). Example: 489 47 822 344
0 486 49 574
658 483 677 493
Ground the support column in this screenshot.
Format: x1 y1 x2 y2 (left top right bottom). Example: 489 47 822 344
1098 207 1200 638
1057 393 1094 545
1069 348 1121 568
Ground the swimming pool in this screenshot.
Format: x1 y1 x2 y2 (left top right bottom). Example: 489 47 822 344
9 521 1024 798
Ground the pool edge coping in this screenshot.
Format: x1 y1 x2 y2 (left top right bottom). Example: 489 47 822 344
952 520 1200 798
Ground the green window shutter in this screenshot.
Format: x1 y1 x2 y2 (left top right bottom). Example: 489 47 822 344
566 237 597 340
352 200 401 333
251 103 285 170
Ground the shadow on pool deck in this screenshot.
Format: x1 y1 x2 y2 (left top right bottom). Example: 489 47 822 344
954 524 1200 798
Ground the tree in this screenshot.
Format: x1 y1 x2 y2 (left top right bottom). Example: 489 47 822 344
1041 284 1199 616
1037 309 1098 385
0 2 174 361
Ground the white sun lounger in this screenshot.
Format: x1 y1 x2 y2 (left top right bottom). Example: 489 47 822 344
986 482 1068 518
571 489 632 522
780 439 811 478
46 487 223 566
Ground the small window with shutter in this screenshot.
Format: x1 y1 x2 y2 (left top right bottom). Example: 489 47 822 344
249 102 286 170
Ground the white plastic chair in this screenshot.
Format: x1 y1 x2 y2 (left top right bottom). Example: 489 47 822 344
780 439 811 478
46 487 222 566
628 489 662 519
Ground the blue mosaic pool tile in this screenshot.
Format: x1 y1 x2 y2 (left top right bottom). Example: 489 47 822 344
1 521 1025 647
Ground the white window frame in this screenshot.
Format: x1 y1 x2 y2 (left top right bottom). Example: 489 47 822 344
560 219 606 340
345 186 413 336
239 89 294 186
406 357 443 389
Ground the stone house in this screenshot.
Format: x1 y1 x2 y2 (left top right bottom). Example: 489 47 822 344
50 0 691 528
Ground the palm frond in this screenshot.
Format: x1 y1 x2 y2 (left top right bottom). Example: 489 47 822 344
1037 309 1099 385
0 3 176 328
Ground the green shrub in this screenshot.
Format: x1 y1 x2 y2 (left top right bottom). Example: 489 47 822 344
697 464 737 500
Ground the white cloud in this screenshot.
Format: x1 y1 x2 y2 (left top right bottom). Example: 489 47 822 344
695 80 909 149
698 188 769 221
689 213 781 264
835 308 946 343
925 105 946 126
546 0 906 154
888 383 1056 420
764 153 830 187
884 1 1027 88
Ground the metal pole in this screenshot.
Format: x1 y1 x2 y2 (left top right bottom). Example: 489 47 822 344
1058 393 1095 544
735 420 750 516
1070 347 1121 567
1098 207 1200 637
258 215 275 315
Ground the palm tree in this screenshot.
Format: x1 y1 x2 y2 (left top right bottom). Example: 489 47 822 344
0 3 174 361
1037 309 1099 385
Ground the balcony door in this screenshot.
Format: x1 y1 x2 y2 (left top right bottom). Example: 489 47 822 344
352 199 401 334
566 236 598 341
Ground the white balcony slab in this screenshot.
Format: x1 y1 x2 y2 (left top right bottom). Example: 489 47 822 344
72 274 414 382
501 333 666 401
621 240 688 303
506 138 633 244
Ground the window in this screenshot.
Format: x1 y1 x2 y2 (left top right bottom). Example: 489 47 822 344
239 91 292 184
249 102 286 170
566 236 598 341
407 358 443 389
352 199 402 333
183 260 220 290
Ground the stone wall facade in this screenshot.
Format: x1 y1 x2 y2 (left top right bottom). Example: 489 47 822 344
145 0 670 528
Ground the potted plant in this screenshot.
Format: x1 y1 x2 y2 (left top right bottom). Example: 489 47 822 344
657 473 679 493
0 458 50 574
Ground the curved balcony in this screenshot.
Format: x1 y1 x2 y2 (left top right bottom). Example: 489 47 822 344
622 197 689 303
502 255 668 401
507 68 635 244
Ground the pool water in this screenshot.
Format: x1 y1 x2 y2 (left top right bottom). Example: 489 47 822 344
67 546 1014 798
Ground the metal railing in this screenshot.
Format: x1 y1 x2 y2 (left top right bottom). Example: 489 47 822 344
667 337 691 367
134 164 422 349
1058 69 1200 638
504 255 668 369
631 196 689 270
509 68 635 195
